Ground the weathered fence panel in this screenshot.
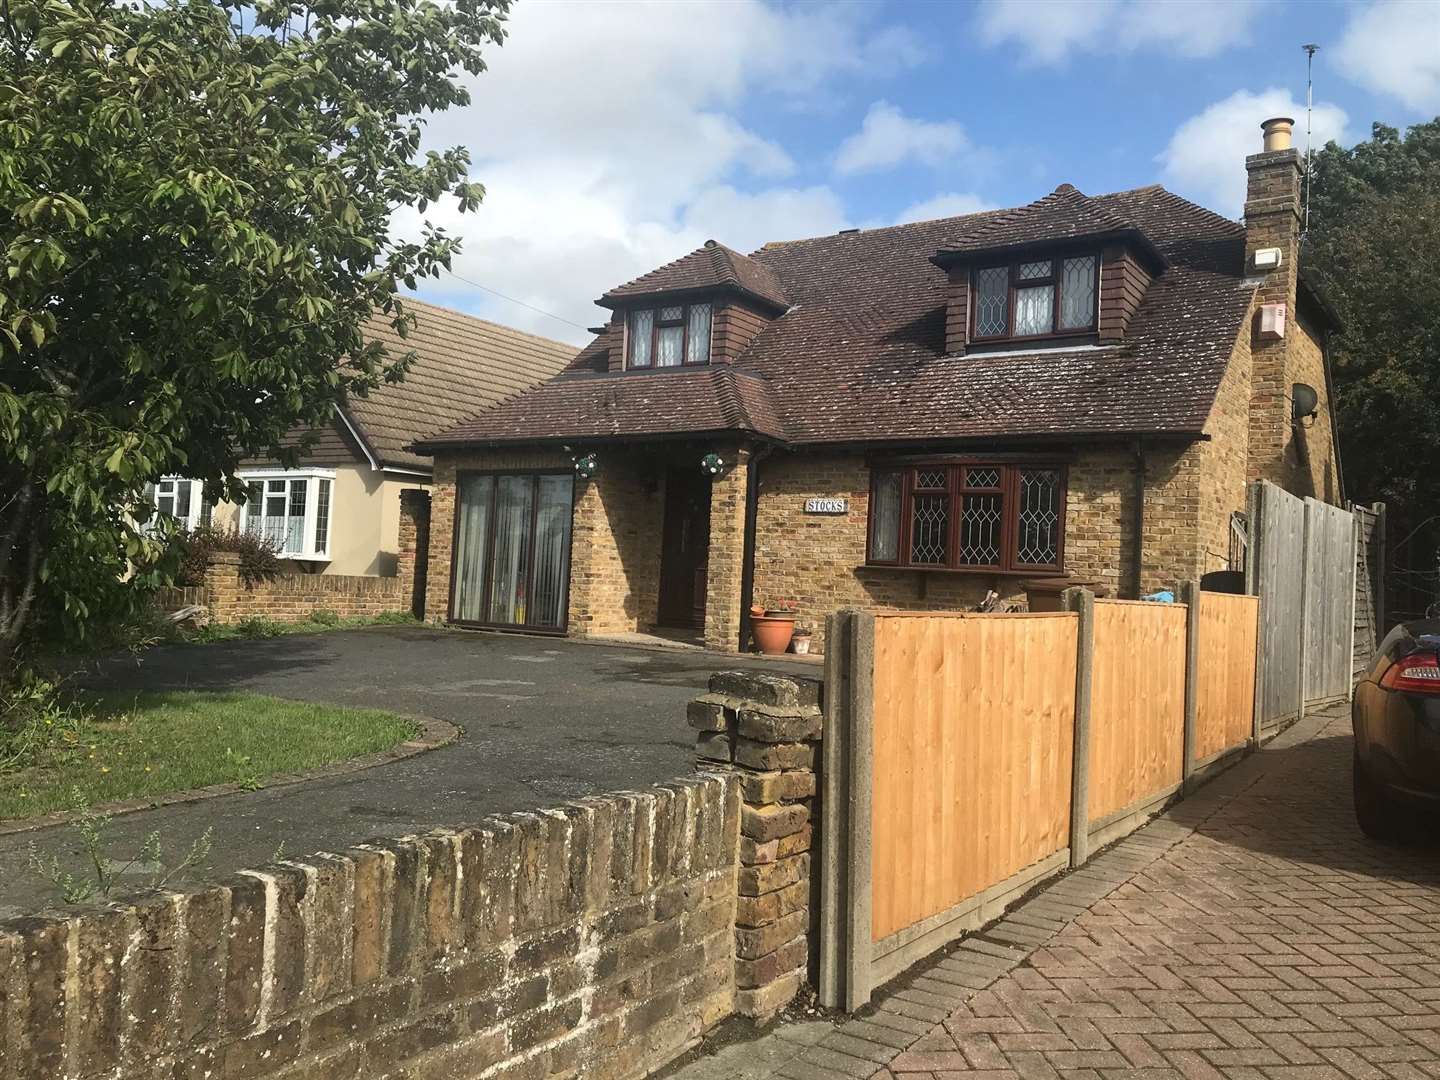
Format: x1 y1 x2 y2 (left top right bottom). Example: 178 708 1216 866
1194 593 1260 763
870 614 1075 948
1087 600 1186 831
1303 497 1358 705
1251 481 1307 732
1352 502 1386 679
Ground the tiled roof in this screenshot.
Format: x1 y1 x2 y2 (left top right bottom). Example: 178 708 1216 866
600 240 789 311
936 184 1141 257
414 366 787 448
344 299 577 469
422 184 1254 450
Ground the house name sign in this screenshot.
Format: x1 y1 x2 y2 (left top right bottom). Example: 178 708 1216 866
803 497 848 515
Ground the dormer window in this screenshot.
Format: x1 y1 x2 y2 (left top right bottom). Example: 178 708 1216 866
626 302 712 368
971 254 1098 341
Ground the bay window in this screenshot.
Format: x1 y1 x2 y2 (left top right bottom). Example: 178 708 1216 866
626 302 712 368
867 462 1066 573
240 471 335 560
971 254 1098 341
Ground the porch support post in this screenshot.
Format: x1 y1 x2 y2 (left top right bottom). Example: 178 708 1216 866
704 445 750 652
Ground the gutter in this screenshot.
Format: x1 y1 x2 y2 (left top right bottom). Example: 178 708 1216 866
737 442 775 652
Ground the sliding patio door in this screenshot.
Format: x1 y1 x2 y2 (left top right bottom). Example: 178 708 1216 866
451 472 574 631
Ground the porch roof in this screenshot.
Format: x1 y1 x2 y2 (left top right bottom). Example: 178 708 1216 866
412 366 788 449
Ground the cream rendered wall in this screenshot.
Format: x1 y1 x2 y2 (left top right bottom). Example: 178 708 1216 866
202 466 430 577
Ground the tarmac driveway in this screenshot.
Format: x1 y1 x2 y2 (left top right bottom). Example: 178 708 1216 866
0 625 814 916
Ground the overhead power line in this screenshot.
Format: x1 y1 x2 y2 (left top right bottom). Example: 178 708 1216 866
436 268 591 331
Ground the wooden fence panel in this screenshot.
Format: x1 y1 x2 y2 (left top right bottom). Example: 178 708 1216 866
1194 593 1259 763
1255 482 1306 731
1088 600 1186 825
1353 504 1383 680
870 613 1076 945
1304 498 1356 705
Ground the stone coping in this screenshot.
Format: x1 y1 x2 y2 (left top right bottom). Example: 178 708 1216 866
0 714 459 838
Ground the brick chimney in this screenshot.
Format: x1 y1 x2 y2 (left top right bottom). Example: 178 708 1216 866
1244 116 1303 484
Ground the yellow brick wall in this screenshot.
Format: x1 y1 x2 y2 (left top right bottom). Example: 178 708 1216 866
749 444 1205 651
427 447 665 636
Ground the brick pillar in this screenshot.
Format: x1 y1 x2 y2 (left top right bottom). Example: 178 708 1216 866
397 488 431 620
704 447 750 652
1243 143 1302 486
201 550 241 622
690 670 821 1021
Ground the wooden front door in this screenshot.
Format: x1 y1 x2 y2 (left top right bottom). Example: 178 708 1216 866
658 469 710 628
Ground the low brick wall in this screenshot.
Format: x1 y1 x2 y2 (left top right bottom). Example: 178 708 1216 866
0 672 825 1080
164 551 410 624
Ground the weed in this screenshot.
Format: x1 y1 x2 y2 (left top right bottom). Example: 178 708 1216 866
26 787 214 903
308 609 340 627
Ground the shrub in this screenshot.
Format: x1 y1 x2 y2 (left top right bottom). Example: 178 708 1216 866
178 526 282 588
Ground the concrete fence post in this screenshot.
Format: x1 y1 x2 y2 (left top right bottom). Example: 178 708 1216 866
843 611 875 1013
818 610 851 1010
1181 579 1201 790
1063 587 1094 868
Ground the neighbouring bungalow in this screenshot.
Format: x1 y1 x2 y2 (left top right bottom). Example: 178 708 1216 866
149 299 576 577
412 118 1344 653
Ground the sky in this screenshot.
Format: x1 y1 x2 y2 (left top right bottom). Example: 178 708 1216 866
405 0 1440 346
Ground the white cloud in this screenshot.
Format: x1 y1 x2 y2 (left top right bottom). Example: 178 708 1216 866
894 193 994 225
400 1 924 342
1335 0 1440 113
834 102 969 176
977 0 1262 65
1159 89 1349 217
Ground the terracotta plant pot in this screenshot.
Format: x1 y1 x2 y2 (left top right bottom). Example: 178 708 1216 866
752 613 796 655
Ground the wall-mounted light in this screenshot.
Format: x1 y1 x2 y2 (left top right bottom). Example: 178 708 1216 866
573 452 598 479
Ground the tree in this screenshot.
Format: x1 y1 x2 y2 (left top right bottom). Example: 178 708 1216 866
0 0 508 666
1303 119 1440 617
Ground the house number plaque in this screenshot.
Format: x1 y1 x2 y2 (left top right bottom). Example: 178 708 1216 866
804 497 848 514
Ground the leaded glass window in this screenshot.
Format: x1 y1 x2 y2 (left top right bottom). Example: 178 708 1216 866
1058 256 1097 330
867 463 1065 574
686 303 712 364
628 309 653 368
968 252 1100 340
625 303 713 368
973 266 1008 337
910 495 949 564
1016 469 1061 566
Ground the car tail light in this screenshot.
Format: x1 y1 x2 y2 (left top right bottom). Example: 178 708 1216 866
1380 652 1440 693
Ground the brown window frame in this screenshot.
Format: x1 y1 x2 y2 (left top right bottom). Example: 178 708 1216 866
969 253 1098 342
865 461 1068 574
625 301 713 369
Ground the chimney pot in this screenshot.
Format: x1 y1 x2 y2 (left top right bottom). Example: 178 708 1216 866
1261 117 1295 153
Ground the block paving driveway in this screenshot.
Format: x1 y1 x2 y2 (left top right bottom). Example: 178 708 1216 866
674 703 1440 1080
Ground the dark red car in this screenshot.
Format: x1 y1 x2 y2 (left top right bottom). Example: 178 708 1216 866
1352 621 1440 841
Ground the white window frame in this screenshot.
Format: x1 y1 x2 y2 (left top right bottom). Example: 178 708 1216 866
150 476 212 532
237 468 336 561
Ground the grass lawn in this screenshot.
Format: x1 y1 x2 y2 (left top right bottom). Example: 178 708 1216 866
0 691 420 820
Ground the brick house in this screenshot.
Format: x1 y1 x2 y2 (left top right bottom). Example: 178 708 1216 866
413 118 1343 653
